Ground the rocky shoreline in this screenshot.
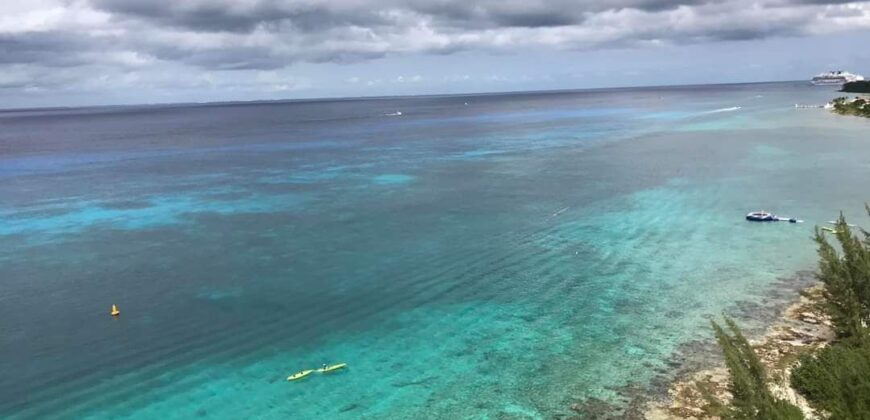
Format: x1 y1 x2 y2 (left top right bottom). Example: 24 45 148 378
828 95 870 118
643 284 834 419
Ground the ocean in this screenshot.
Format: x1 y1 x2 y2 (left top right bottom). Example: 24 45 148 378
1 82 867 419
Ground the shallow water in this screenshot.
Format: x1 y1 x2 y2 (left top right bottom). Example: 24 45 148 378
1 83 867 419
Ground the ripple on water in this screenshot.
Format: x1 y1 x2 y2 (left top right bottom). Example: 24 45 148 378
372 174 415 185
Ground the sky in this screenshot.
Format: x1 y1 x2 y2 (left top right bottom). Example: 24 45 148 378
1 0 869 108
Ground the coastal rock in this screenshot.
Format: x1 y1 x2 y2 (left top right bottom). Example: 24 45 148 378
644 284 833 420
799 312 819 324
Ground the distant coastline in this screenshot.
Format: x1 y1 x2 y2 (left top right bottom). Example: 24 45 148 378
826 80 870 118
828 96 870 118
841 80 870 94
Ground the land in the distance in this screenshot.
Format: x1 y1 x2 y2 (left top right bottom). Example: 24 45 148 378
829 96 870 118
841 80 870 93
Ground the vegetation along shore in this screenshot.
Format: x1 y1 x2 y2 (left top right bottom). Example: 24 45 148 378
841 81 870 94
828 97 870 118
827 80 870 118
646 208 870 419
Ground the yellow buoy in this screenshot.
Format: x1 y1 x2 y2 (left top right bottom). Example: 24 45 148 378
111 304 120 317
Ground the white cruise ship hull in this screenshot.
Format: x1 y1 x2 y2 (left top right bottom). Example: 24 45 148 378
811 78 848 86
811 71 864 86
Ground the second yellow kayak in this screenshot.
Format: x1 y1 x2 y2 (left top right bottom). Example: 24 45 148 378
317 363 347 373
287 369 315 381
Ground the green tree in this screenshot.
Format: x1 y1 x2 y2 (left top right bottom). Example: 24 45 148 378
813 211 870 339
791 208 870 419
791 337 870 419
710 317 804 419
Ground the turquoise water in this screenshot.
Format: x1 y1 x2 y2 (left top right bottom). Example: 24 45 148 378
1 83 868 418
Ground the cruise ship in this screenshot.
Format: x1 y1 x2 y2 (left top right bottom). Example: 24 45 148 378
811 70 864 86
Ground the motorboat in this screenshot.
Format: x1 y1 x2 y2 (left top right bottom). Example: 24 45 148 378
746 211 799 223
746 211 777 221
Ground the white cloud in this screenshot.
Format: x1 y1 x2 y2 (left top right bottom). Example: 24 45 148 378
1 0 869 103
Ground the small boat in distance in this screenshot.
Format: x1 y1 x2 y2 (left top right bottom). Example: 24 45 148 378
110 304 120 317
746 211 800 223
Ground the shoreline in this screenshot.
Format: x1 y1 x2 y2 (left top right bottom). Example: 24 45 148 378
827 94 870 118
564 271 823 419
643 283 834 419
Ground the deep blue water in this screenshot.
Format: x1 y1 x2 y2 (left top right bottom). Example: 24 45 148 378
1 83 868 418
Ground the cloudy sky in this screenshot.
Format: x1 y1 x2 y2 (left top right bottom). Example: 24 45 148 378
2 0 869 107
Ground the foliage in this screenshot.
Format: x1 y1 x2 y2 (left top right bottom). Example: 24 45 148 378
709 317 804 420
830 97 870 118
812 211 870 339
791 209 870 419
841 81 870 94
791 337 870 419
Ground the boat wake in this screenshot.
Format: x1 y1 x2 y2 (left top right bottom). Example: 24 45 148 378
550 206 569 218
704 106 742 114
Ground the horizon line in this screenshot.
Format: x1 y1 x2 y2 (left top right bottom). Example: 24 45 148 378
0 79 807 113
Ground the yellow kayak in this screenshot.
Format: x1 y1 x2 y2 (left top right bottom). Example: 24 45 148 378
287 369 315 381
317 363 347 373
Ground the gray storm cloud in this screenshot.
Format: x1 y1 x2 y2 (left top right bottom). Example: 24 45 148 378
2 0 867 69
0 0 868 103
